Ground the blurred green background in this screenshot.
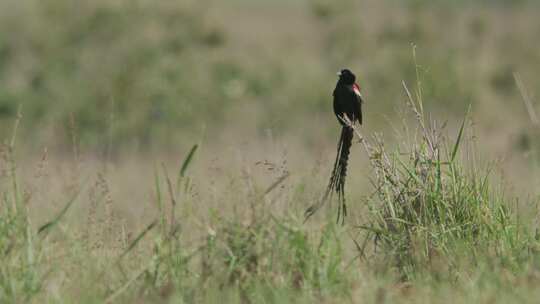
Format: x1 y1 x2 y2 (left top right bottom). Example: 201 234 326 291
1 0 539 156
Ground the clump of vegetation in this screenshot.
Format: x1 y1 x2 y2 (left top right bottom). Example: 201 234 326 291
355 79 535 281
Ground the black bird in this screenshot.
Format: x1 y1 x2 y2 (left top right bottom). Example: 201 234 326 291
305 69 363 223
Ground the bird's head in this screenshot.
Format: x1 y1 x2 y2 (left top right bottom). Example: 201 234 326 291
338 68 362 98
337 69 356 85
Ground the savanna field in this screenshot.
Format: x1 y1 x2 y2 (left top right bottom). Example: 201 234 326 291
2 0 540 303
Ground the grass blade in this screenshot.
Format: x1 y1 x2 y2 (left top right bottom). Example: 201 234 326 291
154 164 165 235
451 105 470 163
38 186 83 235
179 144 198 178
118 220 157 260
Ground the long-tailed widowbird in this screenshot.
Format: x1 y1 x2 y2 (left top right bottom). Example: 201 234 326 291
305 69 363 224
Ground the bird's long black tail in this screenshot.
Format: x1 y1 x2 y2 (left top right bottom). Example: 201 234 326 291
305 126 353 224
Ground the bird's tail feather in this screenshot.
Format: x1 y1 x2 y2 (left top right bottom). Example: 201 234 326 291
305 126 353 224
335 127 353 223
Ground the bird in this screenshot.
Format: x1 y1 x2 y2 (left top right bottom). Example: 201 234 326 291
305 68 363 224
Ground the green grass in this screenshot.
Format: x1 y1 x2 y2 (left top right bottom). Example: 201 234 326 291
357 84 533 281
1 78 540 303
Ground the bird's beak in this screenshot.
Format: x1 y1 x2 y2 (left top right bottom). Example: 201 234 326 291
336 71 342 76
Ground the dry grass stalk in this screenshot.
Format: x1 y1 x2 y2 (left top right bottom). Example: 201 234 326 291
514 72 539 126
86 181 102 251
34 147 49 179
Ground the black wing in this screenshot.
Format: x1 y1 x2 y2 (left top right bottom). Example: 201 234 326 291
333 86 363 126
354 95 362 125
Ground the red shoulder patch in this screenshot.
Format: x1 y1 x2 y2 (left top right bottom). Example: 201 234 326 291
353 83 362 98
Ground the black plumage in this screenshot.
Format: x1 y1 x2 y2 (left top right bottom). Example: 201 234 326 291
305 69 363 224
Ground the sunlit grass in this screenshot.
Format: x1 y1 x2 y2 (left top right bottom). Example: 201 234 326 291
1 80 539 303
